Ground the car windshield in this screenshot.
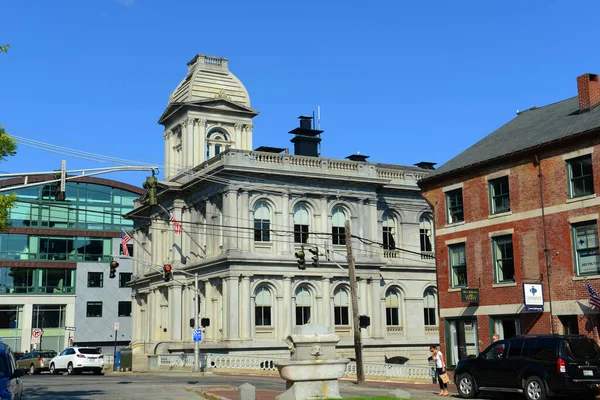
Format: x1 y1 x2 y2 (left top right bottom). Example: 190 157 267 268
41 352 56 358
78 348 101 355
564 338 600 359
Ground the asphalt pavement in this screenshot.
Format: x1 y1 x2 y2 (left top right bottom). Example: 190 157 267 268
19 371 489 400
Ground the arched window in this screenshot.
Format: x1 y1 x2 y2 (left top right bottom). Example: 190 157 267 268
423 288 437 326
331 206 347 245
295 286 312 325
420 215 434 253
206 129 229 159
382 213 396 250
333 287 349 326
255 286 272 326
254 201 271 242
385 289 401 326
293 204 310 244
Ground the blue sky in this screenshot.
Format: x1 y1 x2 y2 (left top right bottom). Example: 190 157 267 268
1 0 598 186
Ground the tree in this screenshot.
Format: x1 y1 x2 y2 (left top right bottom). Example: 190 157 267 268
0 44 18 230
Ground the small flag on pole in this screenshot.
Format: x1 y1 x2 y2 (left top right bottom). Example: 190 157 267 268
587 281 600 309
121 229 131 257
159 205 182 235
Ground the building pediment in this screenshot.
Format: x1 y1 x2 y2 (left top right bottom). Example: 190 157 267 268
159 99 259 125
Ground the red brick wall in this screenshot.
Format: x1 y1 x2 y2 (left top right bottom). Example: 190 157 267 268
422 136 600 358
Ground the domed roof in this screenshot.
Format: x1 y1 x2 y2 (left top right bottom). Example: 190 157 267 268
168 54 251 107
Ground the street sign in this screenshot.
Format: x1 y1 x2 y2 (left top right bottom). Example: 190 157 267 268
31 337 40 345
31 329 42 339
65 326 76 332
114 322 120 331
193 329 203 342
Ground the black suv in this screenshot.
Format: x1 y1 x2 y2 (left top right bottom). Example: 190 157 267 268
454 335 600 400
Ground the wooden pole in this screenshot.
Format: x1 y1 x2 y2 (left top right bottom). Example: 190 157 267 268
345 220 365 385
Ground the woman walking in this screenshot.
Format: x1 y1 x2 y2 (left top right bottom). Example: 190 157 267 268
430 345 449 396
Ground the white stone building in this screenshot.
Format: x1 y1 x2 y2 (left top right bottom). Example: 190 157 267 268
127 54 438 366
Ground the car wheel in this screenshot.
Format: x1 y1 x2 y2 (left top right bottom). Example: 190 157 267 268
67 362 74 375
49 363 56 375
524 376 546 400
456 373 477 398
29 364 36 375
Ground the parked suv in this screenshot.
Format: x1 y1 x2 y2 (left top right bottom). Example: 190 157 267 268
49 347 104 375
454 334 600 400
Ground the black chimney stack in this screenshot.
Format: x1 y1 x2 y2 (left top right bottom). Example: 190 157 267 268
289 116 323 157
414 162 436 170
346 153 369 162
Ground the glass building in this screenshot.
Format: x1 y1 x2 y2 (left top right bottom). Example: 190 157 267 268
0 177 142 352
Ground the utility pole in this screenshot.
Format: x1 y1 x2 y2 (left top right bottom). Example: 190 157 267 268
345 220 365 385
193 272 200 373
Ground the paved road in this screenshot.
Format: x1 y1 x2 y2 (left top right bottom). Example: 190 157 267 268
20 372 503 400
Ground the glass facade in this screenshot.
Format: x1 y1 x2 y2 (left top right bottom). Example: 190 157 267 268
0 234 113 262
7 182 136 231
0 267 75 294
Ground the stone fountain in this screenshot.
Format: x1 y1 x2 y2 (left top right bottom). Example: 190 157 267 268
275 324 350 400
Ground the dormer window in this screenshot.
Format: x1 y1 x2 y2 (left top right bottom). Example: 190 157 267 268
206 129 230 159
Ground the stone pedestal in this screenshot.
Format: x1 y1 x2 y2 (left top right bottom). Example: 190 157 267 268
275 324 350 400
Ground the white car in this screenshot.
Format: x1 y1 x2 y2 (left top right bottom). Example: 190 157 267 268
49 347 104 375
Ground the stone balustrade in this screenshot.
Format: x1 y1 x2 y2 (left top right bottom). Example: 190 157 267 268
147 353 434 382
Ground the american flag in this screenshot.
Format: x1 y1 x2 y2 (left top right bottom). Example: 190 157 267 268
160 205 182 235
587 281 600 309
121 229 131 257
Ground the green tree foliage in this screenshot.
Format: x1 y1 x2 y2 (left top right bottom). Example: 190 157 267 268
0 44 18 230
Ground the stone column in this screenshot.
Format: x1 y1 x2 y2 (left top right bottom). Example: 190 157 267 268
243 124 253 151
277 294 284 339
358 278 370 338
283 277 292 337
369 197 378 247
319 196 328 250
196 119 207 165
169 285 183 341
186 118 194 169
221 277 228 339
164 130 171 180
321 277 331 327
211 281 219 342
234 123 243 149
240 276 251 340
226 276 240 340
282 192 291 254
240 189 251 251
369 278 383 338
203 280 212 342
223 189 238 251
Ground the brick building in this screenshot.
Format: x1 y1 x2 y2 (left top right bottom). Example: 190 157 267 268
418 73 600 367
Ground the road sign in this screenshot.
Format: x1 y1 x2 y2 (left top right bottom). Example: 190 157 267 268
114 322 120 331
31 329 42 339
193 329 203 342
31 337 40 345
65 326 76 332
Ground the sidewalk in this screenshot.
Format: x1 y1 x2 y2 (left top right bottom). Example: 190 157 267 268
195 376 457 400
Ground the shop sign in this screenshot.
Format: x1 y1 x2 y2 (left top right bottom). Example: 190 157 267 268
523 283 544 312
461 288 479 303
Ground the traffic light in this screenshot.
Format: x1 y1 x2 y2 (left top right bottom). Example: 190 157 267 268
359 315 371 329
109 260 119 279
309 246 319 267
295 246 306 270
201 318 210 328
143 175 158 206
190 318 195 328
163 264 172 282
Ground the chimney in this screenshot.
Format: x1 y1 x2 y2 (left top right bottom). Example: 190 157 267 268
346 153 369 162
577 73 600 111
414 162 437 170
289 116 323 157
